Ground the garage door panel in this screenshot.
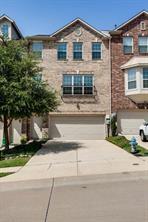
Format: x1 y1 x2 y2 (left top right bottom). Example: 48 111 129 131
118 111 148 135
50 116 105 140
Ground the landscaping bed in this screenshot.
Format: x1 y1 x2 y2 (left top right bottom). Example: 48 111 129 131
0 140 46 168
106 136 148 157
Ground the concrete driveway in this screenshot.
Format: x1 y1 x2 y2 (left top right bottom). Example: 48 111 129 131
0 140 147 182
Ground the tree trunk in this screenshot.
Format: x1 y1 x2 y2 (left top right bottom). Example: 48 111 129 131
26 118 30 141
4 115 9 150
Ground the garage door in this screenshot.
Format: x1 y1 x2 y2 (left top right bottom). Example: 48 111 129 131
117 111 148 135
50 116 105 140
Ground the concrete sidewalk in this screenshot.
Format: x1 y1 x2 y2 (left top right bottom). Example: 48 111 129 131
0 140 148 182
0 166 21 173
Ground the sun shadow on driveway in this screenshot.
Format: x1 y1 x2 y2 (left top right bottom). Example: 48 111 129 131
41 140 84 154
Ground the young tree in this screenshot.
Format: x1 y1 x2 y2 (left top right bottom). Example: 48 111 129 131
0 38 58 149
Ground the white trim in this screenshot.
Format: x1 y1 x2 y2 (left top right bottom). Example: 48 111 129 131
0 14 23 38
51 18 109 38
0 14 13 23
115 10 148 31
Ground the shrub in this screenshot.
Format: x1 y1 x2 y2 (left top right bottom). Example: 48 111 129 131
20 134 27 144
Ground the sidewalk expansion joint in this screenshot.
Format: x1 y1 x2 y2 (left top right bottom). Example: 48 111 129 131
44 177 55 222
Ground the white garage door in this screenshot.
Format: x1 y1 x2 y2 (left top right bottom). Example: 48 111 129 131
50 116 105 140
118 111 148 135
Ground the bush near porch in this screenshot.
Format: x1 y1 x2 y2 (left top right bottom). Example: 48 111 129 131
106 136 148 157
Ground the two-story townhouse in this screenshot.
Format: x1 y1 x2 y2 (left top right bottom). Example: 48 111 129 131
110 10 148 135
28 19 111 140
0 14 23 145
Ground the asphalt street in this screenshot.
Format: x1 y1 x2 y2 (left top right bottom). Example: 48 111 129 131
0 171 148 222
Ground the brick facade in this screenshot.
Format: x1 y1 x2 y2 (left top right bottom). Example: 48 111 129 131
111 13 148 113
40 22 111 115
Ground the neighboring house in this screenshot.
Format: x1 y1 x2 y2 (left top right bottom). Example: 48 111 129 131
28 18 111 140
110 10 148 135
0 14 23 145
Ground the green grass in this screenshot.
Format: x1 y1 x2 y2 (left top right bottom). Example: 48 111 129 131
0 172 13 177
0 140 46 168
0 157 30 168
106 136 148 157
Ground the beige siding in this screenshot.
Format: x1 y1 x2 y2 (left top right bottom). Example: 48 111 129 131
12 120 22 144
31 117 42 139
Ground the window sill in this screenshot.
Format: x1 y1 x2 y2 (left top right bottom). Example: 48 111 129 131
73 59 84 62
57 59 68 62
139 52 148 55
62 94 95 98
123 53 133 55
92 58 102 61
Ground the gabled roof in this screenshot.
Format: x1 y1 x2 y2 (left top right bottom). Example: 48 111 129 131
51 18 110 38
0 14 23 38
114 10 148 31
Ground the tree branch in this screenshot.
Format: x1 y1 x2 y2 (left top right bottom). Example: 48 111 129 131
7 118 13 127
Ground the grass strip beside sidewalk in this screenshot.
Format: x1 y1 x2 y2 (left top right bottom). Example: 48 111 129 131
106 136 148 157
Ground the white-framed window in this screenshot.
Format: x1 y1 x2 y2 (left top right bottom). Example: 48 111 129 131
73 42 83 60
143 68 148 88
63 74 93 95
138 37 148 53
1 23 9 38
32 41 43 59
57 42 67 60
92 42 102 59
123 37 133 54
127 68 136 90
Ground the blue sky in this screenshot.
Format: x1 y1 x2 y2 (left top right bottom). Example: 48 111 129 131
0 0 147 36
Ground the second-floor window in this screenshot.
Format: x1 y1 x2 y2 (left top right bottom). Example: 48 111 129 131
73 42 83 60
127 68 136 90
32 41 43 59
1 24 9 38
92 42 101 59
139 37 148 53
63 74 93 95
143 68 148 88
57 43 67 60
123 37 133 54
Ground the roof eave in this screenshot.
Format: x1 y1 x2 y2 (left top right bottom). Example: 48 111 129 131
50 18 110 39
114 10 148 31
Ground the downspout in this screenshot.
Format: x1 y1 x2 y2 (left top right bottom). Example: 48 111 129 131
109 36 112 116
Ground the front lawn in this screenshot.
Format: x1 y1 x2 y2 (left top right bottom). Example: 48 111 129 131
0 140 46 168
0 157 30 168
106 136 148 157
0 172 13 178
